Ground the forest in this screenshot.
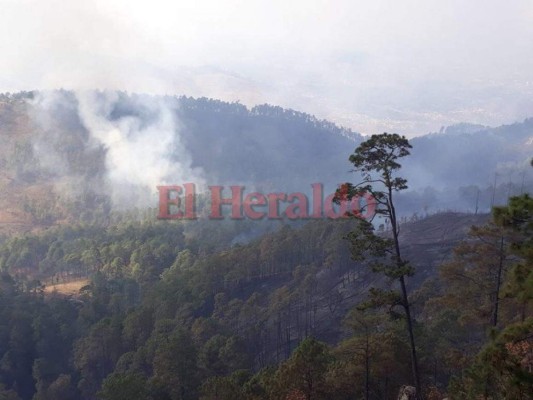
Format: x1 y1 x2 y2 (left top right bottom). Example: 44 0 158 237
0 93 531 399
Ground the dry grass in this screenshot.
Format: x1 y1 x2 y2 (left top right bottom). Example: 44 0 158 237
44 278 90 297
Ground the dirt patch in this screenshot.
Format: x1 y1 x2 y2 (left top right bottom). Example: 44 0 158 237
44 279 90 297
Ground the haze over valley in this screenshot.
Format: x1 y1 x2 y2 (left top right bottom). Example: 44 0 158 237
0 1 531 399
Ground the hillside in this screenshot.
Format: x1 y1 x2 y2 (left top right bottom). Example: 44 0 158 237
0 91 531 236
0 211 490 345
0 203 526 399
0 91 530 399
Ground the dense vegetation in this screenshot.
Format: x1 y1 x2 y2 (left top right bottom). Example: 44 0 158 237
0 195 531 399
0 93 531 399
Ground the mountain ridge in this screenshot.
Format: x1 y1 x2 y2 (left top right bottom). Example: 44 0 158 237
0 90 531 235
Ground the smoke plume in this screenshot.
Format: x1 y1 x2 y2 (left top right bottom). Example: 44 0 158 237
30 90 205 209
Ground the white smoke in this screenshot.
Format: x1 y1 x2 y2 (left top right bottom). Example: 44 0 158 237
76 91 205 208
28 90 205 210
30 91 76 177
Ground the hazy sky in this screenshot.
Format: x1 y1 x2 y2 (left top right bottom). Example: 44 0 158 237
1 0 532 135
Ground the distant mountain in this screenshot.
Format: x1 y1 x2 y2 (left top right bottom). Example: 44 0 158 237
0 90 531 233
174 97 362 189
405 119 533 189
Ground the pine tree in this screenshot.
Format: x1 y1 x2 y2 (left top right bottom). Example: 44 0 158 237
335 133 422 397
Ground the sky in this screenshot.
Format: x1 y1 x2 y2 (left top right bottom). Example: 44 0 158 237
1 0 532 136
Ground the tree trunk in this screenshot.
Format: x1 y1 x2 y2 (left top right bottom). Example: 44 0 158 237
365 334 370 400
492 234 505 327
390 187 422 398
400 276 422 399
